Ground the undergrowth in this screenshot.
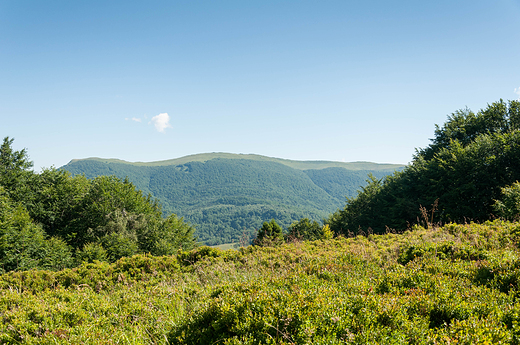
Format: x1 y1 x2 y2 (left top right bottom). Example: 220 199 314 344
2 220 520 344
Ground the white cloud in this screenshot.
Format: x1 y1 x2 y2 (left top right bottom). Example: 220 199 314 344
515 87 520 100
125 117 142 122
151 113 172 132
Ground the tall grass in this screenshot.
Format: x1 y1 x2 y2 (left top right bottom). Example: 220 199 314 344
2 220 520 344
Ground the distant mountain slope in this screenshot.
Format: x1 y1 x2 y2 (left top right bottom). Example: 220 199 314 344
303 167 397 201
61 153 404 244
68 153 403 171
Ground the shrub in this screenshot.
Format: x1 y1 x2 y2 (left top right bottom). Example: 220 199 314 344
253 219 284 246
494 181 520 220
75 242 108 264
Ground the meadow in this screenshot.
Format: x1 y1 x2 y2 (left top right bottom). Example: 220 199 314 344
2 220 520 344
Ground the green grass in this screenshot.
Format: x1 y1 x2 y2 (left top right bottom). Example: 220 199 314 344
3 220 520 344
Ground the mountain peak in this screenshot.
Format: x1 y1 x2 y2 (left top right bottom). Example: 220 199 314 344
66 153 405 171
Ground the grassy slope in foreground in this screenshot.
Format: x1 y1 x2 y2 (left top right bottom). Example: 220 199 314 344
1 220 520 344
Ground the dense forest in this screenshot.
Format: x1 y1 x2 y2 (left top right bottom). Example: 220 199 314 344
329 99 520 235
62 155 401 245
0 138 197 273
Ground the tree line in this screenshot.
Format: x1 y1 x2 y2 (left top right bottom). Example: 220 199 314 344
252 99 520 246
327 99 520 235
3 98 520 272
0 137 197 273
63 155 399 245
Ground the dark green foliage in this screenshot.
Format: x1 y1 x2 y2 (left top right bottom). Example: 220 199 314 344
23 171 197 262
328 173 388 235
286 217 322 241
24 168 90 238
329 99 520 235
418 99 520 160
0 137 34 202
67 175 161 245
62 156 401 245
0 138 198 272
38 237 75 271
253 219 284 246
75 242 108 263
129 212 198 257
154 214 198 253
100 229 140 262
0 187 73 273
494 181 520 221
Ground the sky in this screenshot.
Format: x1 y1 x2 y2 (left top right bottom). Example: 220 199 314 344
1 0 520 171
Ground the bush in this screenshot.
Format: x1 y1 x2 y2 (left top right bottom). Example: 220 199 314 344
75 242 108 264
0 189 73 273
494 181 520 220
253 219 284 246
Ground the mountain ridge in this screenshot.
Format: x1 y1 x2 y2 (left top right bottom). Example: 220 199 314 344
67 152 404 170
62 153 405 244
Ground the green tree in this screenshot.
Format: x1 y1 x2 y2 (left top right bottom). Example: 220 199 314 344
0 137 34 201
253 219 284 246
329 99 520 235
24 168 89 238
417 99 520 160
286 218 322 241
62 175 161 247
141 214 198 255
75 242 108 264
0 138 199 271
493 181 520 221
0 187 73 273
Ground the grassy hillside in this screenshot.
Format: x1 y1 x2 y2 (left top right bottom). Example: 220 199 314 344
2 220 520 344
68 153 403 171
62 154 402 245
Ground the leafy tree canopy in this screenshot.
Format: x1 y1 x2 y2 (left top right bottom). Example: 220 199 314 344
493 181 520 221
0 137 197 272
0 186 73 273
286 218 322 241
286 218 334 242
253 219 284 246
0 137 33 200
329 99 520 235
417 99 520 160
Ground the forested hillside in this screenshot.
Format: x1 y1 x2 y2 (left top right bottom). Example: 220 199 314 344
62 155 402 245
329 99 520 235
0 137 197 273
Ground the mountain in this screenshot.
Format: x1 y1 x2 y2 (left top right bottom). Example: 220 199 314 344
61 153 404 245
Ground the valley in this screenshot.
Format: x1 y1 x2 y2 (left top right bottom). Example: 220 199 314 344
62 154 403 245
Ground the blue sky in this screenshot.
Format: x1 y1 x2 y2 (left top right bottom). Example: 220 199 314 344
1 0 519 171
